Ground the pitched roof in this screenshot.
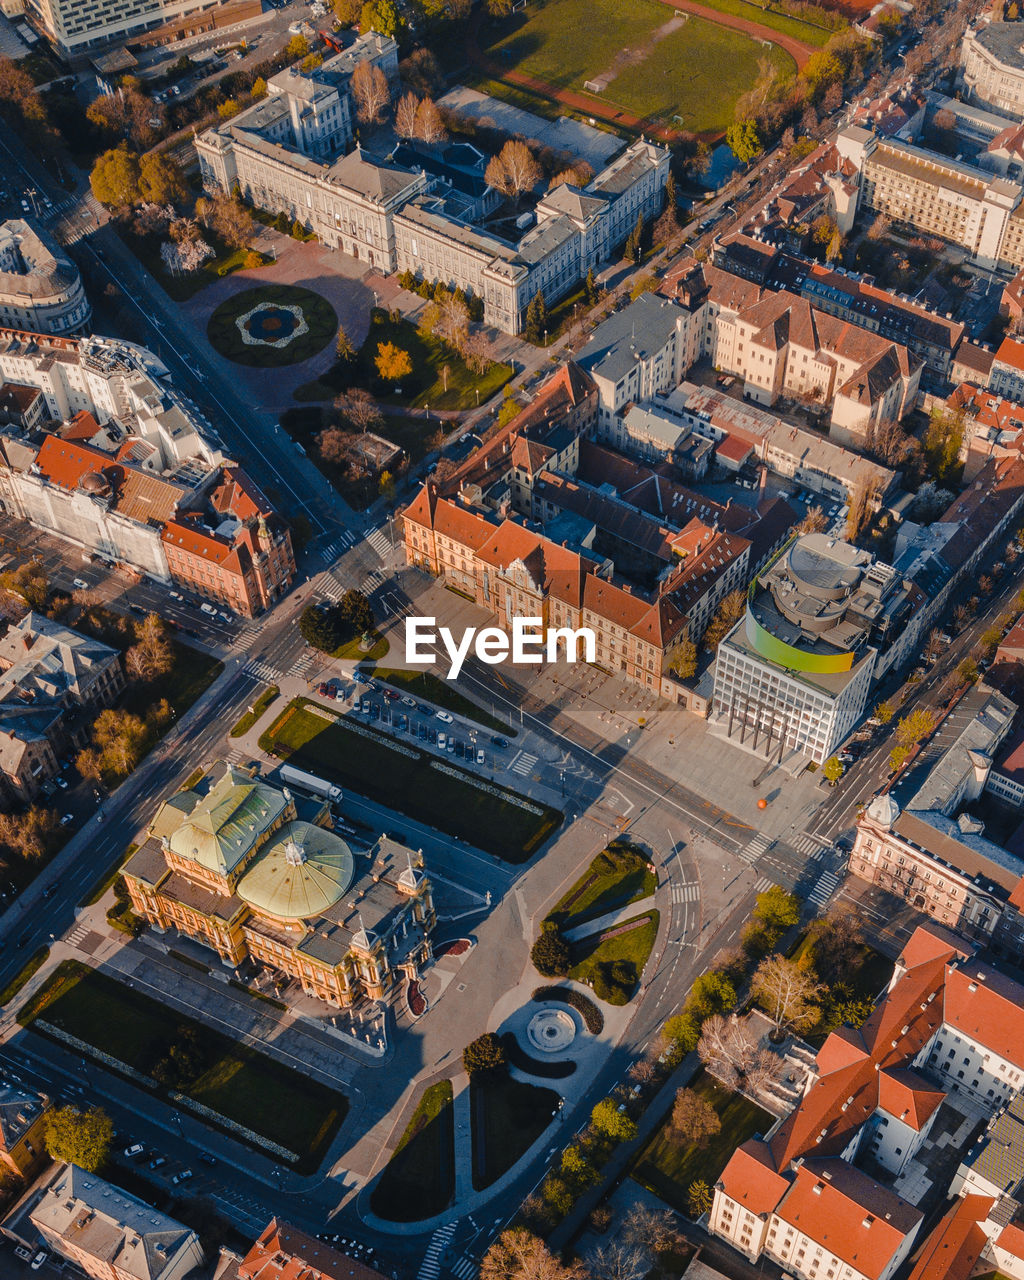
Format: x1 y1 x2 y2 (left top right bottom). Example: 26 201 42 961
240 1218 388 1280
718 1140 788 1215
906 1195 991 1280
943 961 1024 1069
876 1067 944 1131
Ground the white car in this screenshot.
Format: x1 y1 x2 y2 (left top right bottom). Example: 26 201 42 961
169 591 184 601
30 1250 48 1271
437 732 447 750
59 813 74 827
200 602 216 616
401 696 417 707
72 577 88 589
435 710 454 724
172 1169 193 1185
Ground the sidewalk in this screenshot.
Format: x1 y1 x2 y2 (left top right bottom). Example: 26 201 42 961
562 896 657 943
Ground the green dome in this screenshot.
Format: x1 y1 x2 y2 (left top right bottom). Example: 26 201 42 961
237 821 354 921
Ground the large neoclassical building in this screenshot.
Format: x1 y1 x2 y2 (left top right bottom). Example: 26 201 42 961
122 765 435 1007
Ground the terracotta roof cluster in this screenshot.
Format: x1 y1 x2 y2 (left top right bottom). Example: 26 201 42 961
908 1196 992 1280
238 1218 386 1280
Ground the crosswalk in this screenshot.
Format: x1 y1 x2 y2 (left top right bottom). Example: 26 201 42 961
671 882 700 904
738 831 773 864
236 620 261 644
509 749 538 778
417 1223 457 1280
808 870 842 910
754 876 776 895
792 831 832 859
362 569 387 594
294 651 316 679
66 921 90 948
243 659 281 682
322 530 357 561
320 575 346 602
451 1257 477 1280
366 527 393 559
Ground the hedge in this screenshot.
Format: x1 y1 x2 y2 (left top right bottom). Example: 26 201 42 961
532 985 604 1035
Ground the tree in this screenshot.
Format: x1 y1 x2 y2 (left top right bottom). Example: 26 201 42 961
285 33 309 59
702 589 745 652
560 1143 598 1192
752 954 822 1036
754 885 800 939
126 614 174 682
196 192 254 250
338 588 374 635
590 1241 650 1280
591 1098 637 1144
823 755 845 786
669 638 697 680
415 97 447 144
846 477 879 542
395 90 419 138
486 0 516 14
400 47 443 95
90 147 141 207
669 1087 721 1148
622 1204 679 1254
375 341 412 383
44 1105 113 1173
895 708 936 752
336 387 383 434
696 1013 777 1090
523 290 547 344
464 330 493 376
299 603 344 651
218 98 241 119
436 292 470 353
335 325 355 363
805 906 862 985
136 153 187 207
378 470 395 499
0 805 58 863
251 75 268 98
956 656 980 686
485 139 541 205
334 0 362 21
463 1032 506 1077
301 52 324 72
480 1228 585 1280
874 698 895 723
352 59 391 124
584 267 598 306
726 119 762 165
689 1179 713 1218
797 505 829 534
362 0 404 37
664 970 737 1055
923 407 965 487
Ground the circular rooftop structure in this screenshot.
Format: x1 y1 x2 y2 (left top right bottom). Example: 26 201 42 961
527 1009 576 1054
237 820 354 920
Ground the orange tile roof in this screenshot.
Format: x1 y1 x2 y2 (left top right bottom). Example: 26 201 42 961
62 411 102 442
907 1196 992 1280
162 520 238 569
718 1140 788 1215
240 1219 387 1280
997 1221 1024 1263
876 1067 944 1131
34 434 108 490
943 962 1024 1069
774 1160 922 1280
212 466 272 523
996 337 1024 373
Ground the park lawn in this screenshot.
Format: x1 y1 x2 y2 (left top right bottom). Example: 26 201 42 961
259 698 561 862
118 225 270 303
142 642 223 719
20 962 346 1170
471 1073 559 1189
607 18 794 133
0 947 48 1007
230 684 280 738
547 844 655 930
370 1081 455 1221
686 0 835 44
482 0 668 92
632 1071 773 1214
569 910 660 1003
369 668 516 736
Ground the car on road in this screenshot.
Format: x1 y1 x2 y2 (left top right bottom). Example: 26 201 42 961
59 813 74 827
198 1153 217 1166
30 1250 48 1271
491 736 509 748
171 1169 193 1185
417 704 431 715
54 776 68 790
476 748 485 765
435 710 454 723
382 689 399 701
124 1144 144 1159
401 695 417 707
169 591 184 601
72 577 88 589
200 602 216 615
149 1155 167 1169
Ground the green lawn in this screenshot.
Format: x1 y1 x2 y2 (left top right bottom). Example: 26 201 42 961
130 642 223 721
569 910 660 1004
632 1072 773 1214
299 311 512 412
206 285 338 367
20 962 346 1171
606 18 794 133
369 668 516 736
336 633 390 661
119 227 271 303
471 1073 559 1189
371 1081 455 1221
259 698 561 862
547 842 655 930
230 684 280 738
686 0 834 44
0 947 48 1007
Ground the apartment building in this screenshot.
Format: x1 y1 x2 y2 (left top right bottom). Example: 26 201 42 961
237 1219 389 1280
712 924 1024 1280
0 1083 49 1179
122 765 436 1009
962 22 1024 118
0 612 124 806
0 220 89 336
196 43 667 335
24 0 259 60
0 329 295 614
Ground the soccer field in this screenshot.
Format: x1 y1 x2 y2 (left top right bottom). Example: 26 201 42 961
481 0 798 135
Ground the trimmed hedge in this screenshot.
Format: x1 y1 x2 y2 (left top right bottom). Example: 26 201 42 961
532 985 604 1035
500 1031 576 1079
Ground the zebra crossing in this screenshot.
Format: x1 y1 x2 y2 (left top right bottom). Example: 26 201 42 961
322 530 357 561
792 831 833 859
808 870 842 910
362 569 387 593
243 659 281 682
450 1257 477 1280
366 526 393 559
753 876 776 895
417 1223 457 1280
738 831 773 864
509 749 538 778
294 652 315 679
66 921 90 948
319 575 346 602
236 620 261 644
671 882 700 904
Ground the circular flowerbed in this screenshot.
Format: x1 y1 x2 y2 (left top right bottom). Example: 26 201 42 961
206 285 337 367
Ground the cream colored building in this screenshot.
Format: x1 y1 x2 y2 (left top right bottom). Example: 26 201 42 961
0 221 90 337
24 0 258 60
962 23 1024 119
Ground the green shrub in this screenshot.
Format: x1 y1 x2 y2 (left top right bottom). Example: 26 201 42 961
532 985 604 1034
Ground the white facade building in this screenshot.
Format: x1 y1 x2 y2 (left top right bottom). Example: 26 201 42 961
0 221 90 336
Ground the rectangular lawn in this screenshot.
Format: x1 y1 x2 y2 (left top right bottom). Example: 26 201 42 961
260 699 561 862
20 962 346 1170
632 1071 773 1213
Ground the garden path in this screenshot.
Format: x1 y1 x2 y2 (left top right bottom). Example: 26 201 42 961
562 895 658 943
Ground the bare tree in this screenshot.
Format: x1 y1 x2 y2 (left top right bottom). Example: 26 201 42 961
435 293 469 353
805 906 862 985
485 139 541 205
796 505 828 534
463 329 493 375
394 91 419 139
752 955 822 1037
590 1241 650 1280
698 1013 758 1087
480 1228 586 1280
335 387 383 434
628 1059 657 1087
622 1204 680 1254
415 96 447 144
351 60 390 125
867 417 916 468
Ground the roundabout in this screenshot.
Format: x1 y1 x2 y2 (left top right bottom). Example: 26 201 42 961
206 284 338 367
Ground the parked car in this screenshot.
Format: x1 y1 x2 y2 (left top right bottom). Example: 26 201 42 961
476 748 485 765
437 732 447 750
382 689 399 701
54 776 68 790
60 813 74 827
446 737 455 753
401 695 417 707
124 1143 144 1159
30 1250 48 1271
72 577 88 589
353 670 370 685
455 740 465 757
435 710 454 723
318 682 328 695
491 736 509 748
200 602 216 615
172 1169 193 1185
417 704 431 715
169 591 184 602
198 1153 217 1166
149 1155 167 1169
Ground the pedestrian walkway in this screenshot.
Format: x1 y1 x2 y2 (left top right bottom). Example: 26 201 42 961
738 831 773 864
243 658 281 682
509 749 538 778
562 895 656 943
417 1223 457 1280
366 527 393 560
670 881 699 904
808 869 841 909
452 1074 473 1201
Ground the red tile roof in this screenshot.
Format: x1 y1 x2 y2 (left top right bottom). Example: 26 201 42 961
996 337 1024 373
718 1140 788 1215
906 1195 991 1280
240 1219 387 1280
876 1068 944 1132
34 434 108 490
943 962 1024 1068
997 1221 1024 1263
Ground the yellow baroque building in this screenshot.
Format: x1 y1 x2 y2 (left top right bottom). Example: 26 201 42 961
122 765 436 1007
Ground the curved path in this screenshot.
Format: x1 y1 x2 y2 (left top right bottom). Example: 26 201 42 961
659 0 818 71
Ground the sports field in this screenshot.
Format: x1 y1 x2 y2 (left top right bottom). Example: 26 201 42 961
480 0 801 134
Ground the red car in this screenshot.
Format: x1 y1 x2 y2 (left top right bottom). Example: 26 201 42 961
382 689 400 701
